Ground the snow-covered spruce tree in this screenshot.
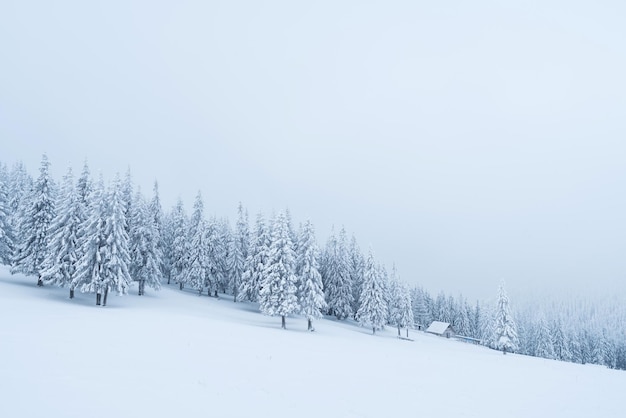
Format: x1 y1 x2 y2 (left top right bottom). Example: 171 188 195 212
238 211 270 302
534 315 556 360
169 199 188 287
149 181 165 279
296 219 326 331
73 176 108 305
410 286 432 329
550 318 572 362
7 162 33 257
493 281 519 354
40 167 82 297
228 203 249 302
259 212 299 329
322 227 353 320
99 175 134 305
389 279 414 338
182 192 211 295
121 168 133 235
348 235 364 318
76 162 93 208
356 249 388 335
455 298 471 337
0 163 14 265
11 154 56 286
129 190 162 296
210 218 231 296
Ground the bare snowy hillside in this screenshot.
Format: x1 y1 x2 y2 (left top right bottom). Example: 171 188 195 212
0 267 623 418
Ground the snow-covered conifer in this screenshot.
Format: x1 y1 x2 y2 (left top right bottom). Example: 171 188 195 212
238 212 270 302
389 278 414 338
534 315 555 360
73 176 108 304
168 199 188 288
356 249 388 334
296 220 326 331
228 203 249 301
259 212 299 329
348 235 364 317
322 227 353 320
181 192 211 295
129 190 162 295
40 167 82 296
11 154 56 286
121 168 133 234
99 175 133 304
0 163 14 265
411 287 432 329
149 181 165 278
493 281 519 354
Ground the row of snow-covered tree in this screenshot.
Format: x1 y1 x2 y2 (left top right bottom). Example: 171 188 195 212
0 155 624 369
0 155 413 333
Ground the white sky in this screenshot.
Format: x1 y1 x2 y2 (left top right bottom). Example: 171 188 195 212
1 0 625 300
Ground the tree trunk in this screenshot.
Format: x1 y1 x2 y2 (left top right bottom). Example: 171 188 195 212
397 325 401 337
103 287 109 306
69 288 74 299
198 288 202 296
167 275 171 285
37 275 43 287
281 315 286 329
307 318 312 331
179 282 183 290
96 293 101 306
214 290 218 298
373 327 376 335
406 328 409 339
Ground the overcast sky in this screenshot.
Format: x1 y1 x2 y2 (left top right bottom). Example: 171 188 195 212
1 1 625 301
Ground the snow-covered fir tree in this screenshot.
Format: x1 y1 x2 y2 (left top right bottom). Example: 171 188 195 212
182 192 211 295
129 190 162 296
149 181 165 279
11 154 56 286
0 163 14 265
356 249 388 334
7 162 33 251
228 203 249 302
238 211 270 302
410 287 432 329
348 235 364 317
73 176 108 305
100 175 134 305
259 212 299 329
389 279 414 338
168 198 188 288
40 167 82 297
322 227 353 320
208 217 230 296
121 168 134 235
493 281 519 354
534 315 556 360
296 219 326 331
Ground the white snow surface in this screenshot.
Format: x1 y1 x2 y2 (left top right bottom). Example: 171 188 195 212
0 267 623 418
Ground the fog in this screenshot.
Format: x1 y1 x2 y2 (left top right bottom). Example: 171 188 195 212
2 1 625 300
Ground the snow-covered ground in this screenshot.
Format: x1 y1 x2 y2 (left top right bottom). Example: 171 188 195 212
0 267 623 418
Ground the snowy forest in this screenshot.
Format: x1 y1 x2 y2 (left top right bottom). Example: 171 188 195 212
0 155 625 370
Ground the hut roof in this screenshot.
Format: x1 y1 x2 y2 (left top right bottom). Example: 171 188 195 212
426 321 453 335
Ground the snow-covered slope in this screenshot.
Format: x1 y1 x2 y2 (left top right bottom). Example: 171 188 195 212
0 267 623 418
